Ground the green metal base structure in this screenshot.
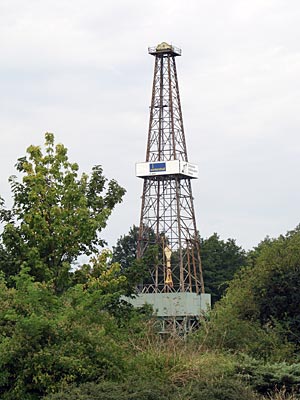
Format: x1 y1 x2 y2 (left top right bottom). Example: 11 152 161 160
125 292 211 335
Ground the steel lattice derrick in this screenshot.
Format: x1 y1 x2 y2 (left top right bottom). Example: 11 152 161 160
146 54 187 162
137 43 204 296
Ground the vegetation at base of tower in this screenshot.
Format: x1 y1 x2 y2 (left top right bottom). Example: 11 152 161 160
1 135 300 399
112 227 247 303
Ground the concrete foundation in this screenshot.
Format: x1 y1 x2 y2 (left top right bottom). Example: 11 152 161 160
124 292 211 317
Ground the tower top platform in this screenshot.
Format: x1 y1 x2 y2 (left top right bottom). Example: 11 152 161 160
148 42 182 56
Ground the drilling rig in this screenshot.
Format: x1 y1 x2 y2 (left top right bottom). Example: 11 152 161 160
133 42 211 333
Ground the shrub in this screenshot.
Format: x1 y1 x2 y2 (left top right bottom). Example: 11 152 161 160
43 380 175 400
181 378 259 400
236 355 300 395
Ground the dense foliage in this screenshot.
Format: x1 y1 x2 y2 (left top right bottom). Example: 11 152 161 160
197 226 300 362
0 252 143 400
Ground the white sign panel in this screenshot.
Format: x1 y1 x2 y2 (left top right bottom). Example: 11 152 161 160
136 160 198 179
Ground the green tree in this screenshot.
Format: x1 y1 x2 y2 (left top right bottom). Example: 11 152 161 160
200 233 246 304
112 225 160 293
112 225 139 270
199 226 300 358
0 133 125 291
248 226 300 346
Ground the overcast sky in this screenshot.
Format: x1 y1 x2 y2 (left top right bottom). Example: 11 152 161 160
1 0 300 250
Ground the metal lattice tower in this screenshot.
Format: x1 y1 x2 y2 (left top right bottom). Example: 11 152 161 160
136 42 205 296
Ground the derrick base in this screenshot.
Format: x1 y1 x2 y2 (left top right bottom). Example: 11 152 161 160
126 292 211 317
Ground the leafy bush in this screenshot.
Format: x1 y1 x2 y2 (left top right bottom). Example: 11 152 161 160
193 309 294 361
236 355 300 395
0 260 135 400
43 380 175 400
44 378 260 400
44 377 262 400
182 378 259 400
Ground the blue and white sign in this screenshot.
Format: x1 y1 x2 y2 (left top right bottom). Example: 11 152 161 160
150 162 166 173
136 160 198 179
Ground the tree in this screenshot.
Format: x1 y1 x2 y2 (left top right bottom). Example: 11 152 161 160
112 225 139 270
200 225 300 358
248 226 300 346
200 233 247 304
0 133 125 291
